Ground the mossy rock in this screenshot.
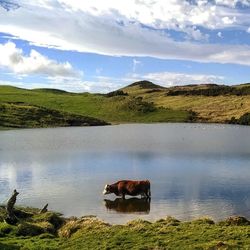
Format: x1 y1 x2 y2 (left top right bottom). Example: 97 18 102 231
16 222 44 236
13 208 33 219
33 212 64 229
34 221 56 234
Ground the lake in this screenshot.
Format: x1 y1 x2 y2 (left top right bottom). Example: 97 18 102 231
0 123 250 224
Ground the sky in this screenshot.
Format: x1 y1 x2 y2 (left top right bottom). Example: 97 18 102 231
0 0 250 93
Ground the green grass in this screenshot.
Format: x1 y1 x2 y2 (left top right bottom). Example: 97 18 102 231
1 82 250 127
0 85 190 128
0 102 108 128
0 206 250 249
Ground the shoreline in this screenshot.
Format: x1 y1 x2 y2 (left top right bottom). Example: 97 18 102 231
0 120 249 131
1 206 250 249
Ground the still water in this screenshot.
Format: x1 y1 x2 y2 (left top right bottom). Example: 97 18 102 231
0 124 250 224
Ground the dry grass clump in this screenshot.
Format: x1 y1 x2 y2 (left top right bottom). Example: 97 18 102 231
219 216 250 226
156 216 180 226
191 216 215 225
58 216 109 238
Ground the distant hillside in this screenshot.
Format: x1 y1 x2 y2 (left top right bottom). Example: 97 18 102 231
0 102 109 129
125 80 165 89
120 80 165 95
0 84 191 129
166 84 250 96
120 81 250 123
32 88 69 94
1 81 250 128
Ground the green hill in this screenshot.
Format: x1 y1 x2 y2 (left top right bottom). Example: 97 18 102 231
0 102 108 129
1 81 250 129
0 84 191 129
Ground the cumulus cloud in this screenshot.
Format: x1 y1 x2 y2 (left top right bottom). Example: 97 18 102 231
143 72 225 86
0 1 250 65
0 41 81 77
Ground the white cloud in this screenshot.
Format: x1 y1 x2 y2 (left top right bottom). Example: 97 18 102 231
184 26 209 41
217 32 223 38
143 72 225 86
0 78 122 93
132 59 141 72
215 0 250 7
0 1 250 65
0 41 81 77
0 70 226 93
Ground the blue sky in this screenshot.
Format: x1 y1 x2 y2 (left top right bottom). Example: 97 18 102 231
0 0 250 92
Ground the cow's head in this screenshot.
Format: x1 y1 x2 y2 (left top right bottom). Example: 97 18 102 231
103 184 112 195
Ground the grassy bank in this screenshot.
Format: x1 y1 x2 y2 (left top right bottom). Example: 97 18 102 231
0 103 109 129
0 206 250 249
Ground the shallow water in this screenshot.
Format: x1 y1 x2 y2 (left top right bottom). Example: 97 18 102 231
0 123 250 224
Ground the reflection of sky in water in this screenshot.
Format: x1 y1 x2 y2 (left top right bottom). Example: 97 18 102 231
0 124 250 224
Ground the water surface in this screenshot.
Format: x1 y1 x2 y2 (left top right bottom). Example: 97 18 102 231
0 124 250 224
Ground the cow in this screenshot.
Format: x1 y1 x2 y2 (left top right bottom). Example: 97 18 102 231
103 180 151 199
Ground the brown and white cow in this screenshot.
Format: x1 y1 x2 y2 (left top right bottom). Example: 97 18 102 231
103 180 151 199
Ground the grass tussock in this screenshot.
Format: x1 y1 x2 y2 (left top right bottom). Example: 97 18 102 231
58 216 109 238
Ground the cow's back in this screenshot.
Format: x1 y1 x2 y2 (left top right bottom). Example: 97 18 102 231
117 180 150 196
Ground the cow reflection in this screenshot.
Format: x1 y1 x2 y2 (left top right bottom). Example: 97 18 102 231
104 197 150 214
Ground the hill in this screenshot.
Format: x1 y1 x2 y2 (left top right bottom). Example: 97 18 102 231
0 102 109 128
120 81 250 123
125 80 165 89
120 80 165 95
0 84 191 129
1 81 250 128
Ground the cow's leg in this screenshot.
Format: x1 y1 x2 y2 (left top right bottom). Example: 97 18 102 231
146 189 151 198
122 193 125 199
